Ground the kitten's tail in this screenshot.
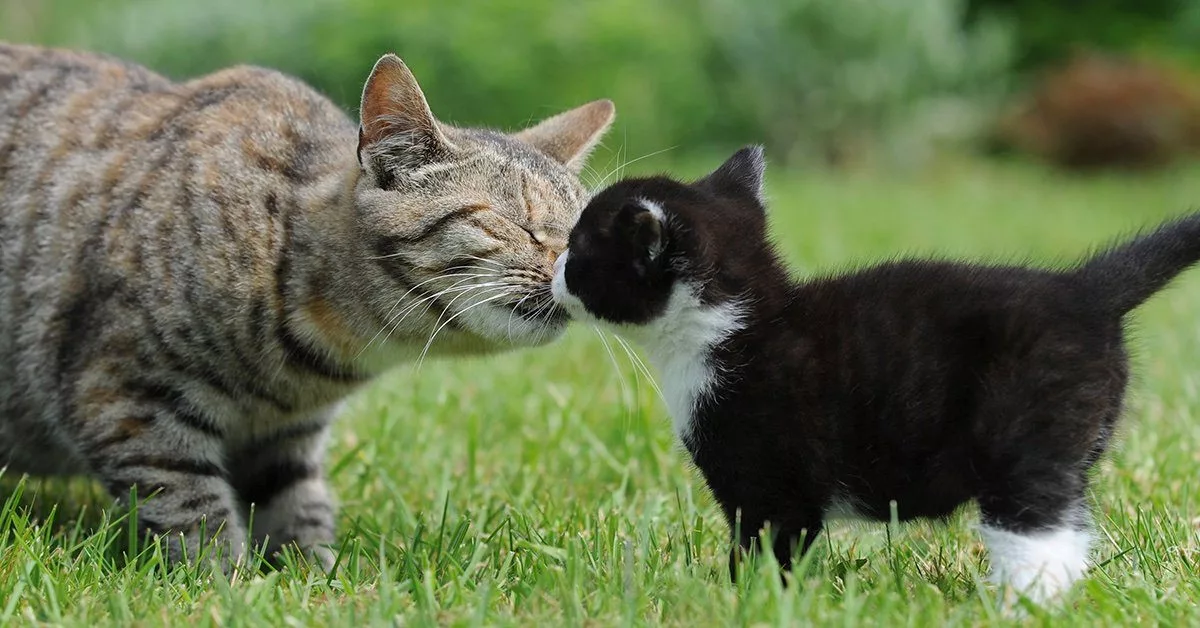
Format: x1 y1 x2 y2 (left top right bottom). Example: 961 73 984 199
1074 211 1200 316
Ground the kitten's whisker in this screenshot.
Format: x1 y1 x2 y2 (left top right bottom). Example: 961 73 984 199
611 331 644 403
593 327 632 409
613 334 665 403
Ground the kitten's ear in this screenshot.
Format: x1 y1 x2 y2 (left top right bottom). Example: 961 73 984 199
698 145 767 206
514 100 615 173
358 54 453 179
617 202 664 261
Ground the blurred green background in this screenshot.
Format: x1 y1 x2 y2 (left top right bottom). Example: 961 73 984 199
4 0 1199 172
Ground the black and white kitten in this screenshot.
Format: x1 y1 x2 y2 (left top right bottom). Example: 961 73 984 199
551 147 1200 603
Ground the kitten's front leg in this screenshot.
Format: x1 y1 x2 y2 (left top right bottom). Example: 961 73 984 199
728 513 824 582
79 387 247 568
231 416 337 570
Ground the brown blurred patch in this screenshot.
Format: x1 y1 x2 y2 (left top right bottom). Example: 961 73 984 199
993 52 1200 171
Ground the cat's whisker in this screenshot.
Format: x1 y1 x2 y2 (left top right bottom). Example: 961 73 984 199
515 291 559 345
461 255 506 269
418 280 508 332
504 289 541 342
384 280 509 336
593 142 626 190
531 292 559 327
416 288 518 369
359 273 499 356
439 265 504 275
376 280 510 349
364 273 496 350
579 162 605 191
365 251 407 260
599 145 680 189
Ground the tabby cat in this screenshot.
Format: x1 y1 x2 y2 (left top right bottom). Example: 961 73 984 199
552 147 1200 603
0 42 614 568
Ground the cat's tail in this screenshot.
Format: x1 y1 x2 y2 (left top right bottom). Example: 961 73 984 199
1073 211 1200 316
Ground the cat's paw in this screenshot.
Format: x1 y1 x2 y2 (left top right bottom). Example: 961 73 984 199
266 540 337 573
302 544 338 573
151 521 249 576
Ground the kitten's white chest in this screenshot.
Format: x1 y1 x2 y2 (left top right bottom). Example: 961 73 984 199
650 342 716 441
623 286 744 444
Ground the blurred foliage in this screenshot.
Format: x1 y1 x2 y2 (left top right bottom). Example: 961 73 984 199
966 0 1198 69
702 0 1013 166
1 0 1198 170
2 0 739 167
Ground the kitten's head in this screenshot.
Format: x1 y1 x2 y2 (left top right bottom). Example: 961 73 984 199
551 147 768 327
354 54 614 350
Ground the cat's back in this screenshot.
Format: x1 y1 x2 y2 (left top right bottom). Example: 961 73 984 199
0 42 353 171
0 44 356 471
0 41 354 314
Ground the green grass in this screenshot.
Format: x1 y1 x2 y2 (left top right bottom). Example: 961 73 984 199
5 158 1200 626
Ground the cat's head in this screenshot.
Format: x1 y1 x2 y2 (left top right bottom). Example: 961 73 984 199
354 54 614 350
551 147 768 328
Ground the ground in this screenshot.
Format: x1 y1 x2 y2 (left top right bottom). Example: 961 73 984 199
3 157 1200 626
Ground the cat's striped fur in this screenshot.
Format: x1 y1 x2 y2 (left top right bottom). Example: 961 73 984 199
0 43 614 568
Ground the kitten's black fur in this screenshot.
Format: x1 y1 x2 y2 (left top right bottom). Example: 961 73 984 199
555 147 1200 592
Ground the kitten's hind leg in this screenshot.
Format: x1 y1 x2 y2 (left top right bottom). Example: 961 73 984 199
230 414 337 571
978 488 1092 605
78 383 247 569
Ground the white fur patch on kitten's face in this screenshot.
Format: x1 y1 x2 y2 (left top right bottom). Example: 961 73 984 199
553 247 742 442
550 250 584 316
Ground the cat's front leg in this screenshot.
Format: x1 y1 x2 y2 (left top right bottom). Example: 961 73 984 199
78 385 248 569
231 415 337 570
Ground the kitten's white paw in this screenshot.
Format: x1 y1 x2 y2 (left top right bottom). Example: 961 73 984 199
981 524 1091 606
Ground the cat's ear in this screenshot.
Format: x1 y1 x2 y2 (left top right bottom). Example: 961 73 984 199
698 145 767 207
514 100 615 173
358 54 453 180
617 201 664 261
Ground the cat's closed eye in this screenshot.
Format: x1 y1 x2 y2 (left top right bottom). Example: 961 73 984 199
521 226 548 244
